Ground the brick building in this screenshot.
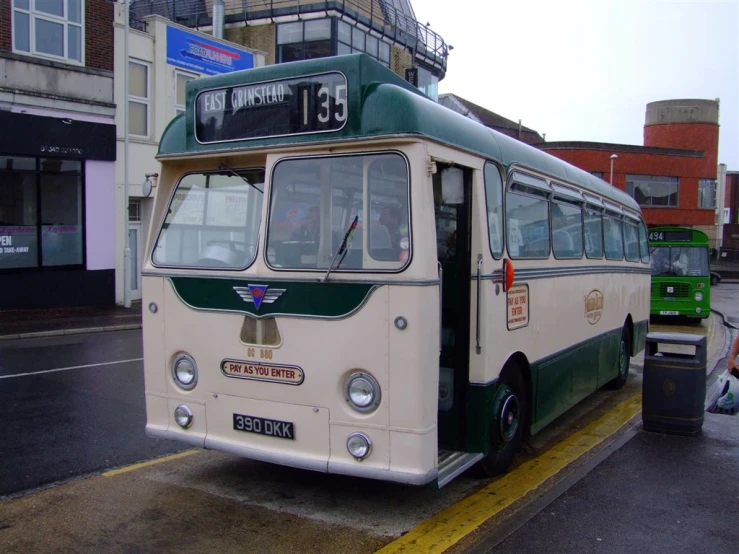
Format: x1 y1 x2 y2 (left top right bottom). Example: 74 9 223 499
0 0 117 310
538 100 722 242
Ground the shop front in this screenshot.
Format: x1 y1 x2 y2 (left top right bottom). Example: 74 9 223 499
0 110 116 310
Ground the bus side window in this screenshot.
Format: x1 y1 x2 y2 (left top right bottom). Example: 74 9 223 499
603 216 624 260
584 208 603 259
484 163 504 258
506 191 549 259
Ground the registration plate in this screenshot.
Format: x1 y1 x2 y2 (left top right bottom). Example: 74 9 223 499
659 311 680 316
233 413 295 440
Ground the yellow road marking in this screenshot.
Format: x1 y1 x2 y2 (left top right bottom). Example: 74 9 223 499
102 449 200 477
376 394 642 554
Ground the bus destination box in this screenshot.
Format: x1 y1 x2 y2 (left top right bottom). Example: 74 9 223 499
642 332 706 437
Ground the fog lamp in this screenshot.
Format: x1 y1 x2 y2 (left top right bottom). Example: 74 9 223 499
174 404 193 428
346 432 372 460
695 307 702 314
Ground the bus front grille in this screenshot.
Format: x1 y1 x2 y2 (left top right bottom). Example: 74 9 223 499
652 282 690 298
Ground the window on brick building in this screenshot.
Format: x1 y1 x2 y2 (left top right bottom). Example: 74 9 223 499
625 174 679 207
590 171 604 179
129 60 150 138
698 179 716 209
12 0 84 64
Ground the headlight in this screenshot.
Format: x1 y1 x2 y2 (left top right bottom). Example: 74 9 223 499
347 432 372 460
345 372 381 413
172 354 198 390
695 292 703 301
174 404 193 428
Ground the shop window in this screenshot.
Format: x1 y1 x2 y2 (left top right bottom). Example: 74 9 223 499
698 179 716 209
625 174 679 207
129 60 150 138
277 19 332 63
12 0 83 63
0 156 84 270
175 71 196 117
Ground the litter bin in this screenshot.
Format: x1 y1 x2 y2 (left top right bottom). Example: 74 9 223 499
642 332 706 437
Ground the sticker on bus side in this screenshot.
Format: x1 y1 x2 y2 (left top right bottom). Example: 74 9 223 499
221 359 305 385
507 284 529 330
584 289 604 325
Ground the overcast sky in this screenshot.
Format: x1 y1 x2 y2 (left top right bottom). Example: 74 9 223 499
413 0 739 169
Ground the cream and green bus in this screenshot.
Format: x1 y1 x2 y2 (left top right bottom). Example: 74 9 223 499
143 54 650 487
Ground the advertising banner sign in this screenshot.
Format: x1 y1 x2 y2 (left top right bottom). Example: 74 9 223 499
166 26 254 76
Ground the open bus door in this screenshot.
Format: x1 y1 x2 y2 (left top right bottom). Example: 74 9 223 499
434 164 473 454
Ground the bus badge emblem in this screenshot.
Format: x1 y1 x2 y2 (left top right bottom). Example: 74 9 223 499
234 285 286 311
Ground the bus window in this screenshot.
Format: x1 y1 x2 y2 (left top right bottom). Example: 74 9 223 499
152 169 264 269
603 215 624 260
623 221 640 262
506 191 550 258
650 245 709 277
484 163 504 258
584 208 603 259
637 220 650 263
266 153 409 271
551 202 583 259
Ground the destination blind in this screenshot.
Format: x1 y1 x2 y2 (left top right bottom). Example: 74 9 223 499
195 72 348 143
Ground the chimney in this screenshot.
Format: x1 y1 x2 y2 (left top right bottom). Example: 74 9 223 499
213 0 225 39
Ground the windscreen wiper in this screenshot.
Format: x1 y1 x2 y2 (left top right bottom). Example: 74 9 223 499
323 215 359 282
219 163 263 194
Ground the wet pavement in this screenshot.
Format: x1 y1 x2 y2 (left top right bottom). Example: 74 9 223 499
488 411 739 554
0 330 185 497
0 303 141 339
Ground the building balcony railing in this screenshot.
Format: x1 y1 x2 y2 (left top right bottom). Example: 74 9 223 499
129 0 449 74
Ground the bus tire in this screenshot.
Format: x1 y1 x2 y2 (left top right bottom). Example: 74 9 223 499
479 362 527 476
606 327 631 390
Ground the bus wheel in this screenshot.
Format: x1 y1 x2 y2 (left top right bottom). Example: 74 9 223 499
606 327 631 390
480 362 527 476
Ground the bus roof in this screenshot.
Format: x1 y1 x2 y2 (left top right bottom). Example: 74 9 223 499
158 53 640 213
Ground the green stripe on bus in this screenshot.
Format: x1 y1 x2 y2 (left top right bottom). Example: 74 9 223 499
169 277 377 319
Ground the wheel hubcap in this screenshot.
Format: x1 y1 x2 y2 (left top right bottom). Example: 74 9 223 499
499 394 520 443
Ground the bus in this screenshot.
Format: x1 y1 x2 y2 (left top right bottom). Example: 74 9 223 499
142 54 650 487
649 226 711 318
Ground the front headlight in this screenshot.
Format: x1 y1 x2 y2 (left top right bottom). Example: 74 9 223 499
695 292 703 302
345 372 381 413
172 354 198 390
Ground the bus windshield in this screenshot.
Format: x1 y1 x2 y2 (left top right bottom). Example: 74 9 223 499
152 169 264 269
650 245 708 277
266 153 410 271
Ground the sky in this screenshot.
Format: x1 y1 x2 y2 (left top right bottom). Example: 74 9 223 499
413 0 739 169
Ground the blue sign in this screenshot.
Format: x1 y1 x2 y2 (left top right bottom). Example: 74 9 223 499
166 26 254 76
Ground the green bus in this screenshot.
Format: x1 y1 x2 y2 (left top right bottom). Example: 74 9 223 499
649 227 710 318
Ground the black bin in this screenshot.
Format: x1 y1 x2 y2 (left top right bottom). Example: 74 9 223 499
642 332 706 437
